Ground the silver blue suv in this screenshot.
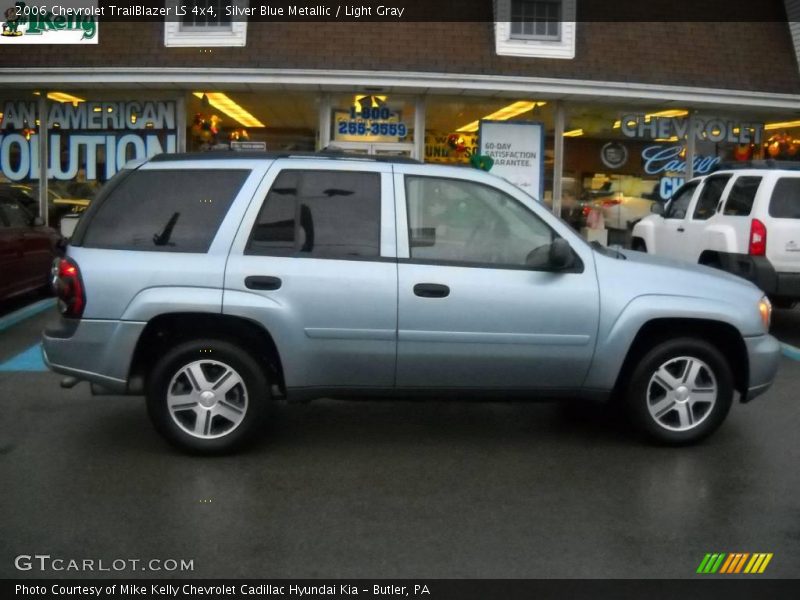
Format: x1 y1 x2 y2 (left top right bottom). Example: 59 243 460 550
43 153 781 453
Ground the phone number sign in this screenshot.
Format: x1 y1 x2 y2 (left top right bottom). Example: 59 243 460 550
334 106 408 142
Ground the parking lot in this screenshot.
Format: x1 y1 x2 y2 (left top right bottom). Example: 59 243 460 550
1 300 799 579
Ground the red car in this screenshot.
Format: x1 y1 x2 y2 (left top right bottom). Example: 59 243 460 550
0 194 61 302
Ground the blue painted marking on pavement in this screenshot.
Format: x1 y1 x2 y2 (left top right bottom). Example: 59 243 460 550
781 343 800 362
0 344 47 372
0 298 56 333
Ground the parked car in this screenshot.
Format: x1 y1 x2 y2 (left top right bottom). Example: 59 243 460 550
632 161 800 308
584 179 662 231
0 195 61 302
0 182 90 230
43 152 780 453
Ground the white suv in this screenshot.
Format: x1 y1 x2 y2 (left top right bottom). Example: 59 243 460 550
632 162 800 308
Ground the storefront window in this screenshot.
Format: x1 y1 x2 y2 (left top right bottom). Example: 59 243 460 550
691 110 800 168
559 103 800 245
187 90 317 153
425 95 555 206
558 103 670 243
1 90 180 230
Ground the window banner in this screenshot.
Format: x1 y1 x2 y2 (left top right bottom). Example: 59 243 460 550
478 120 545 201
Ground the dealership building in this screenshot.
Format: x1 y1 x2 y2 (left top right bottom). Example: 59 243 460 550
2 0 800 230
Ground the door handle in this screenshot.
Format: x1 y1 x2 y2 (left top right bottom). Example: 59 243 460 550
413 283 450 298
245 276 282 291
677 227 685 232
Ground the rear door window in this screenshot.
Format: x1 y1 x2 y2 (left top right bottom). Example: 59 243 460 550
769 177 800 218
81 169 249 252
723 176 761 216
692 175 731 220
246 170 381 259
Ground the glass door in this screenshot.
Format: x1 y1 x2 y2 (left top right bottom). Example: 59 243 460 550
327 141 414 158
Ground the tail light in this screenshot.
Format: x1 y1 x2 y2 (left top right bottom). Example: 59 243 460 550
51 257 85 318
749 219 767 256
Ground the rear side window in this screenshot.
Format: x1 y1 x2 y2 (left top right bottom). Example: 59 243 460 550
81 169 249 252
246 170 381 258
769 177 800 219
692 175 731 220
723 176 761 216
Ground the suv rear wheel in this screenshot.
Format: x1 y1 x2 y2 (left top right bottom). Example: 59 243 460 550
625 338 733 445
146 339 269 454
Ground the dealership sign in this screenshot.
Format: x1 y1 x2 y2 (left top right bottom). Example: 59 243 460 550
642 144 722 200
621 115 764 144
0 100 177 181
642 144 721 176
1 1 98 44
600 142 628 169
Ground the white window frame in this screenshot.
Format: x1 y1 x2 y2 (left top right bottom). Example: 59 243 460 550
495 0 576 59
164 0 248 47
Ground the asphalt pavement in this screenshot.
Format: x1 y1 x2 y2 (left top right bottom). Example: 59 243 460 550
0 305 798 579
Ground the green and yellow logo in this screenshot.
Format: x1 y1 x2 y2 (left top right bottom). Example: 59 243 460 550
2 2 97 41
697 552 773 574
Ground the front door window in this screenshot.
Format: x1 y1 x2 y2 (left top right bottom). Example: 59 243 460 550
404 175 554 268
665 181 699 220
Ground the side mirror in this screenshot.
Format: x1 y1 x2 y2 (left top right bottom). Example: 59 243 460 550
549 238 575 271
650 203 665 216
32 216 45 227
526 238 575 271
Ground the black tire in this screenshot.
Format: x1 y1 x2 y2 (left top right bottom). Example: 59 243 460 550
146 338 269 454
625 338 733 445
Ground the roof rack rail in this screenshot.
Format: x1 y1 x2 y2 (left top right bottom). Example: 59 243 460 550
711 159 800 172
148 150 422 164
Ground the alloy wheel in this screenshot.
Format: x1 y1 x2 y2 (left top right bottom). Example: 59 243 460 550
646 356 718 432
166 359 248 439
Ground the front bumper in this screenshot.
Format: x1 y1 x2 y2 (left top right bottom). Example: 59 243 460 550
742 333 781 403
41 316 146 393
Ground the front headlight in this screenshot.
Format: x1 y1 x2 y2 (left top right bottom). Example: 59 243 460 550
759 296 772 330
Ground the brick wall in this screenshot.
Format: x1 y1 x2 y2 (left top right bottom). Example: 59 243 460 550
2 21 798 94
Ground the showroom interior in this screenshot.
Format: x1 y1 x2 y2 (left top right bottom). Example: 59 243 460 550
2 84 800 243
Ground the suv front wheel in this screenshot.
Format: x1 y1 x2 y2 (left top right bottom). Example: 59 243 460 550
146 339 269 454
625 338 733 445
